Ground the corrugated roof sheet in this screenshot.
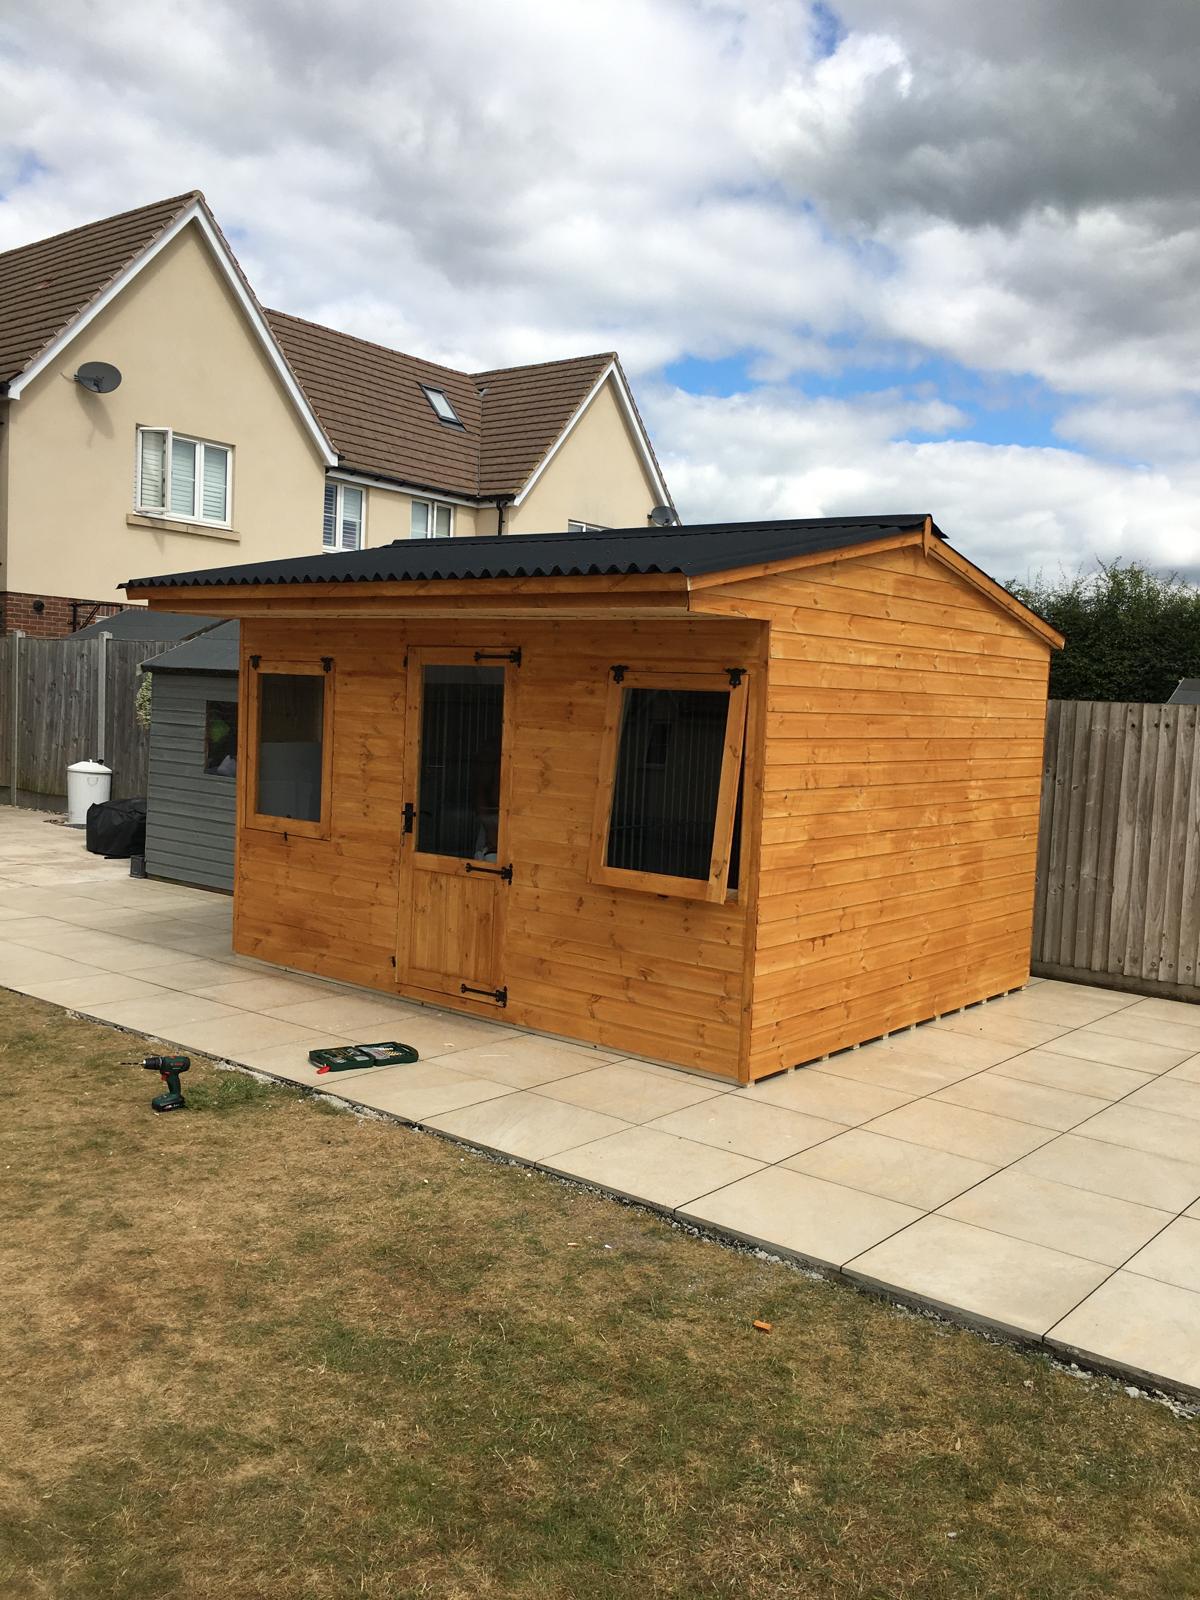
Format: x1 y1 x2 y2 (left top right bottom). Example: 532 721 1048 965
126 515 937 591
0 192 199 384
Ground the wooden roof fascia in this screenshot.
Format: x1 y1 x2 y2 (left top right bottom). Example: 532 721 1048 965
685 531 925 601
925 540 1065 650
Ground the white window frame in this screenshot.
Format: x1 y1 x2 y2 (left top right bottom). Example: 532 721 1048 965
411 498 455 539
323 480 366 551
135 426 233 528
567 519 608 533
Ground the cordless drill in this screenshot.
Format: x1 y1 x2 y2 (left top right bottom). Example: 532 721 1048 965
141 1055 190 1112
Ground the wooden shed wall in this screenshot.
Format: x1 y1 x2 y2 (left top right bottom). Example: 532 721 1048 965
696 542 1052 1079
234 615 765 1078
145 670 238 891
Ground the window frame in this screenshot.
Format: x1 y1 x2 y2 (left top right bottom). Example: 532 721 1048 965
420 384 464 427
242 657 335 839
566 519 608 533
135 426 233 528
323 480 366 551
411 498 455 539
588 668 749 904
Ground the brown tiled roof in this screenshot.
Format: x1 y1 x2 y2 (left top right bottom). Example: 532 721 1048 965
0 191 200 384
268 311 623 500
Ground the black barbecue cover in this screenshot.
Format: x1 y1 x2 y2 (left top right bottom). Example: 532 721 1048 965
86 798 148 859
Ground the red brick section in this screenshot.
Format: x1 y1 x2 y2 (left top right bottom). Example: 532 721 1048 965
0 591 129 638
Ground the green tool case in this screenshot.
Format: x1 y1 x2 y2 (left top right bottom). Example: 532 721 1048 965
308 1041 420 1074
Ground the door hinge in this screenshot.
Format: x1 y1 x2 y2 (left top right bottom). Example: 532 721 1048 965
322 656 333 673
726 666 746 687
461 983 507 1006
465 861 513 881
473 648 521 666
249 654 261 670
402 801 415 835
610 664 628 683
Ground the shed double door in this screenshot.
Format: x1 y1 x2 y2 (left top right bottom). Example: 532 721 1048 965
395 646 517 1007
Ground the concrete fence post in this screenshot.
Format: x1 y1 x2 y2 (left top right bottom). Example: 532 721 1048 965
96 631 111 763
9 630 21 808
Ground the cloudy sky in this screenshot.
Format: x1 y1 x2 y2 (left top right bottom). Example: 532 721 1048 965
1 0 1197 581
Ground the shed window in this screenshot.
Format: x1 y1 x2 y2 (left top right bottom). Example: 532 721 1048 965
589 670 748 903
250 667 331 834
204 700 238 776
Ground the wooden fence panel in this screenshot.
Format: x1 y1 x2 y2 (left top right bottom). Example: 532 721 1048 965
1034 700 1200 998
0 634 175 805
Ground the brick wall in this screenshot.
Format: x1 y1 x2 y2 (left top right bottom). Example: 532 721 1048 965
0 591 131 638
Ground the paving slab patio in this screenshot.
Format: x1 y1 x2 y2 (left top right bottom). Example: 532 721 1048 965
3 805 1200 1398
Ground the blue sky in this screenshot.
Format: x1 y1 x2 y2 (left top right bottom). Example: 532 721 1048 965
1 0 1197 579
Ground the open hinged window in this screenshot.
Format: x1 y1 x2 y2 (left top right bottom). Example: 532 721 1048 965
244 657 334 838
589 668 748 903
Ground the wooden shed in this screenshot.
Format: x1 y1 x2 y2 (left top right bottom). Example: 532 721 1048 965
125 516 1062 1084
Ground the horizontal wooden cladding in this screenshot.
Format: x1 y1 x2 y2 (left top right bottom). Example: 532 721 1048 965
757 859 1033 939
756 834 1036 906
763 773 1040 818
768 657 1048 706
765 756 1042 794
768 631 1049 681
760 797 1039 849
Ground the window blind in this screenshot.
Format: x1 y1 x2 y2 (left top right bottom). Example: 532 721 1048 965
202 445 229 522
139 429 167 510
322 483 337 548
170 437 197 517
340 486 363 549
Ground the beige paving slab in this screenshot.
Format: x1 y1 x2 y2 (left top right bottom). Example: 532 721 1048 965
648 1097 844 1162
993 987 1138 1027
1168 1055 1200 1085
223 1035 362 1087
135 957 252 993
0 943 107 987
1047 1271 1200 1395
265 994 505 1053
992 1048 1153 1102
544 1126 763 1211
1040 1028 1191 1075
1121 1217 1200 1294
1078 1010 1200 1053
82 937 212 974
604 1055 735 1091
326 1063 514 1121
0 916 93 945
427 1091 630 1161
783 1128 996 1210
17 970 170 1008
421 1034 621 1089
863 1099 1056 1165
810 1048 983 1097
1074 1103 1200 1165
166 1011 338 1059
859 1027 1025 1072
846 1215 1111 1339
742 1069 911 1126
681 1165 921 1268
1121 1077 1200 1124
1016 1133 1200 1212
932 1071 1109 1132
929 1007 1073 1050
82 992 244 1033
938 1168 1173 1268
191 973 336 1011
1117 997 1200 1030
537 1060 723 1122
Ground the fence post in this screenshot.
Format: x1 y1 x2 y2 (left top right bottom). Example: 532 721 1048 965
8 630 20 808
96 631 110 763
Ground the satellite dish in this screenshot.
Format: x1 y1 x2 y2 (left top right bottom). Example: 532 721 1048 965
74 361 122 394
649 504 678 527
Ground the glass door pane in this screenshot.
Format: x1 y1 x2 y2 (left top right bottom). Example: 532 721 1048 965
415 666 504 859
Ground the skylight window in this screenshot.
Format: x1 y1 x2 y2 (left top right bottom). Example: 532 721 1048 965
421 385 462 427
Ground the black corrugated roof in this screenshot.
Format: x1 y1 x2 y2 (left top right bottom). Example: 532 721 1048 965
124 515 938 592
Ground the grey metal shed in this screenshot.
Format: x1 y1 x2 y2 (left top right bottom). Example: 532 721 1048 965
141 621 239 892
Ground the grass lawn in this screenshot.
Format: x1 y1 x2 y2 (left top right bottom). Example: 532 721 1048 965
2 989 1198 1600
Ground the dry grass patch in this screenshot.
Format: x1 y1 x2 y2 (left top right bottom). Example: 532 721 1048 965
1 988 1198 1599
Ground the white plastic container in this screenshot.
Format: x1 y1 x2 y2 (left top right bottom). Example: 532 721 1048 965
66 759 112 827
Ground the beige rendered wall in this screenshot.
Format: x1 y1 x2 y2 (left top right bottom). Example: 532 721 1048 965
4 221 330 603
361 485 477 546
507 376 661 535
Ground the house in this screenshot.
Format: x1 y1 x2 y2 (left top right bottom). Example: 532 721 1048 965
0 192 671 637
126 514 1062 1083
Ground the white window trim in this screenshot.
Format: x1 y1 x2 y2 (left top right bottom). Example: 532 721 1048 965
411 498 456 539
567 519 608 533
135 426 233 529
323 479 367 551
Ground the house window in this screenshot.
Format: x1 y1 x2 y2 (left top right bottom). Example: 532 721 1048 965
136 427 231 525
248 663 333 836
204 700 238 776
589 670 748 903
567 519 608 533
323 483 365 550
411 499 454 539
421 385 463 426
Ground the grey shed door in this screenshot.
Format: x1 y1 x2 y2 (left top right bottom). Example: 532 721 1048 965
145 671 238 892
